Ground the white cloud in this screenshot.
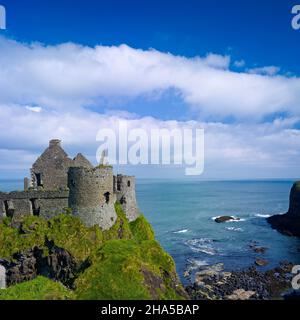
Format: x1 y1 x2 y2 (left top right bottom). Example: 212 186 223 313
0 36 299 179
0 36 299 120
248 66 280 76
25 106 42 112
202 53 230 69
234 59 245 68
0 103 299 178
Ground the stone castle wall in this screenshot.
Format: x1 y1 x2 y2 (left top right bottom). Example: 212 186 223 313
68 166 117 230
31 140 92 191
114 174 140 222
31 140 73 190
0 190 69 220
0 140 140 229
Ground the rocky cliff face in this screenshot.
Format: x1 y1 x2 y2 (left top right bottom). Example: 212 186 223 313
0 239 78 288
287 182 300 217
267 181 300 237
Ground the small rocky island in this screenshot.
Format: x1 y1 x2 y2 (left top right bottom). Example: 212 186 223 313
0 140 187 300
267 181 300 237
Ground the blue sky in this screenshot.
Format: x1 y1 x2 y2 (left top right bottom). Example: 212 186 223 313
3 0 300 74
0 0 300 179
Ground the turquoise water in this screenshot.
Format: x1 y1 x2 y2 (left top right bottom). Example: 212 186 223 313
1 179 300 283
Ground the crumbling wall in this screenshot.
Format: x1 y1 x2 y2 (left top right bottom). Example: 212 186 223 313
11 199 32 219
0 190 69 220
30 140 93 191
114 175 140 221
72 153 93 168
31 139 73 190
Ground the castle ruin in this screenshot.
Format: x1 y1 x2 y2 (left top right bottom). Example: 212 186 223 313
0 139 140 229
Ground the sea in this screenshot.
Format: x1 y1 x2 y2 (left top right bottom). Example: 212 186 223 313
1 179 300 284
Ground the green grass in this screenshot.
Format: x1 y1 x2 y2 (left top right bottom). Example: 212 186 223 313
0 214 104 262
103 202 133 241
294 181 300 191
0 276 74 300
129 214 155 242
74 239 184 300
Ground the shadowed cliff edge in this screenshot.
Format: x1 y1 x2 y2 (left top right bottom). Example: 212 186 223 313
267 181 300 237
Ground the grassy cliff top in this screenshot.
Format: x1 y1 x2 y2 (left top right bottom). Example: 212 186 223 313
0 203 187 300
0 276 74 300
294 181 300 191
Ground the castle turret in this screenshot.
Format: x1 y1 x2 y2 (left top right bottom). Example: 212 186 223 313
114 174 140 221
68 166 117 230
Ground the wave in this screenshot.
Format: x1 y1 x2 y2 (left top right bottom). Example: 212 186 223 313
231 217 246 222
186 258 208 269
173 229 189 234
184 238 217 255
254 214 271 218
225 226 244 232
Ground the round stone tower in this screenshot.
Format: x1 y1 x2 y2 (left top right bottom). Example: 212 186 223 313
68 166 117 230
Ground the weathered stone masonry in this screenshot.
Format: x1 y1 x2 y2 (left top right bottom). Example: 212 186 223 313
114 174 140 222
0 190 69 220
0 139 140 229
68 166 117 230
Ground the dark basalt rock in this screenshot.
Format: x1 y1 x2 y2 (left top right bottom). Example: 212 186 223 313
36 239 78 287
214 216 239 223
185 262 294 300
267 182 300 237
255 258 269 267
249 242 267 254
0 238 79 288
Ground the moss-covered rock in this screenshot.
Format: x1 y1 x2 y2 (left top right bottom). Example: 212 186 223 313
129 214 155 242
0 203 187 300
75 239 186 300
103 202 133 241
0 214 104 262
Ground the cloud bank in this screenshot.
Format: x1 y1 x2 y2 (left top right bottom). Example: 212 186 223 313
0 36 299 179
1 36 300 119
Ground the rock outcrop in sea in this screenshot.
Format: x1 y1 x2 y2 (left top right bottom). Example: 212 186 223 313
267 181 300 237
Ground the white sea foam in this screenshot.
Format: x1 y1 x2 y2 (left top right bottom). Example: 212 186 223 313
186 258 208 268
173 229 189 234
255 214 271 218
184 238 216 255
225 227 244 232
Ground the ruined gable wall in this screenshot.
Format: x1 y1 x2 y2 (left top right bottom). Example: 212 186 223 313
31 140 73 190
